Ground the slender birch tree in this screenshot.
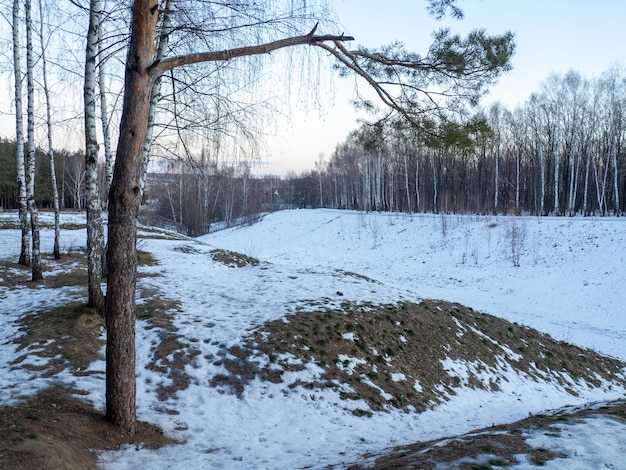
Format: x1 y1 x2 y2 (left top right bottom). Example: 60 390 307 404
25 0 42 280
84 0 105 314
98 19 114 205
38 0 61 259
13 0 29 267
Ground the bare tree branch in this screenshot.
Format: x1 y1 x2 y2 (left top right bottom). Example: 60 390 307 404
149 32 354 78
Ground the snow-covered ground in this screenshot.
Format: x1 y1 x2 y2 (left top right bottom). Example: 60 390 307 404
1 209 625 469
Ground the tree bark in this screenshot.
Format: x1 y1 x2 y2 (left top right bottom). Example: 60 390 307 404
84 0 105 314
553 130 560 215
106 0 354 434
98 26 114 206
26 0 42 280
38 0 61 259
13 0 29 267
140 0 174 200
105 0 159 435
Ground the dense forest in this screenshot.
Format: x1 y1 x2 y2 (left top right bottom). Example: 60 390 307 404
0 138 99 212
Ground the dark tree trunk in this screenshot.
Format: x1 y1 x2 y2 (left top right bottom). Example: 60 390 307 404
105 0 158 435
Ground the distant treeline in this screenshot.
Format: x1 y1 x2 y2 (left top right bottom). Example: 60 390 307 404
2 69 624 237
295 69 626 216
0 138 96 211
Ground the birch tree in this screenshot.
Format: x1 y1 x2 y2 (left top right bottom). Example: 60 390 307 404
12 0 29 266
84 0 105 314
25 0 42 280
98 19 114 204
38 0 61 259
489 103 503 213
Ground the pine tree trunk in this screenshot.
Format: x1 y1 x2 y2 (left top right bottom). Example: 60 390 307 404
106 0 159 435
84 0 105 314
13 0 30 267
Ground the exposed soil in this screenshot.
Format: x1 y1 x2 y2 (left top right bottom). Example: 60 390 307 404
0 248 178 469
0 385 174 470
213 300 626 416
344 400 626 469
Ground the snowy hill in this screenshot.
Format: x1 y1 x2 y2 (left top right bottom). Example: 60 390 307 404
1 209 625 469
205 210 626 359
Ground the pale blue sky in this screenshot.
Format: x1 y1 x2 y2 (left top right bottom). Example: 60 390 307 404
267 0 626 174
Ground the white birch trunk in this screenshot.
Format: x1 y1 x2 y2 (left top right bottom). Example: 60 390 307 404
403 152 411 212
364 153 371 211
593 153 609 216
415 152 420 211
494 139 499 214
13 0 30 266
539 140 545 216
583 147 591 215
515 145 520 213
375 152 382 210
38 0 61 259
98 26 113 205
553 131 560 215
25 0 42 280
612 138 620 215
431 152 438 213
84 0 105 314
567 142 576 216
572 149 581 215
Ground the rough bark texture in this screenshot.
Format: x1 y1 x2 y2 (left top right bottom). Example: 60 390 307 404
106 0 158 435
98 26 114 204
139 0 174 200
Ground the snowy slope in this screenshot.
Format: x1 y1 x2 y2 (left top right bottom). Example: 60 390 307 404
1 209 625 469
205 210 626 360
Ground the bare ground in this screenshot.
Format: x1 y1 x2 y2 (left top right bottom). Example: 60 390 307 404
344 399 626 469
0 385 174 470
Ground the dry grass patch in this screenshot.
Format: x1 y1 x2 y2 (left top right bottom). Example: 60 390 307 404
137 287 201 401
0 216 85 231
1 253 88 289
12 302 104 377
348 400 626 469
214 300 626 415
210 249 259 268
0 385 174 470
